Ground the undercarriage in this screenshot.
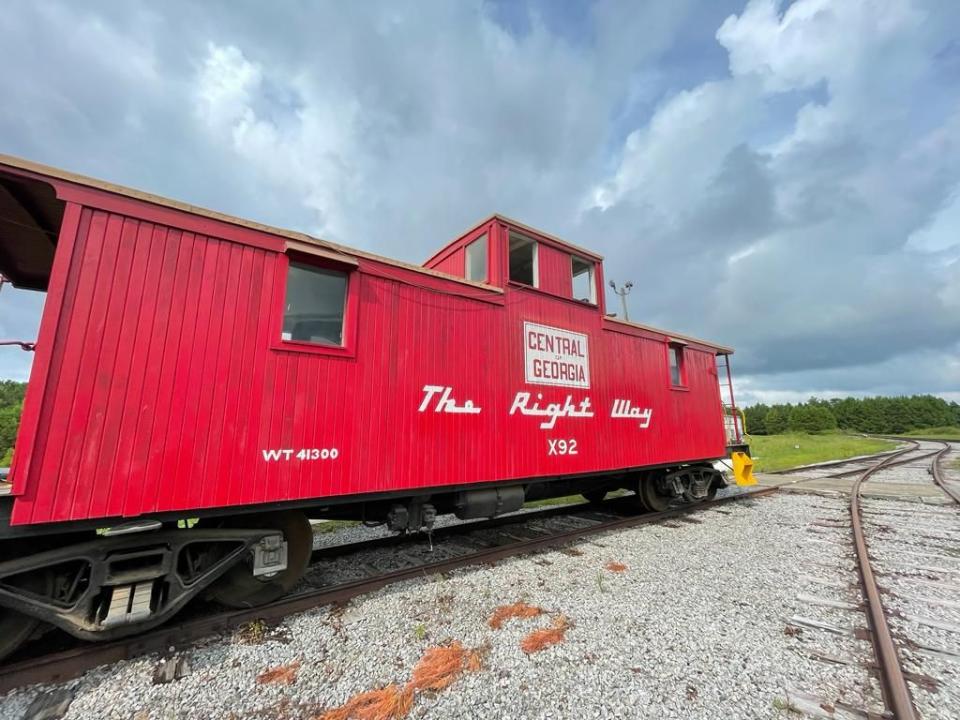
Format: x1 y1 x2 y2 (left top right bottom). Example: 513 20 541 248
0 463 729 661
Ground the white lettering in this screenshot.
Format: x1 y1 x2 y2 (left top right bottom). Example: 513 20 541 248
610 399 654 429
418 385 482 414
418 385 446 412
261 448 340 462
509 391 594 430
548 438 578 455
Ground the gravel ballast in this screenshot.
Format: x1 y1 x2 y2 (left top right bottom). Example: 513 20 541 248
2 466 958 719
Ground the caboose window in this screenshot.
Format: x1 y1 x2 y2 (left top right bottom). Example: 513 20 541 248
668 343 686 387
282 262 348 346
509 234 538 287
465 233 487 282
571 255 595 303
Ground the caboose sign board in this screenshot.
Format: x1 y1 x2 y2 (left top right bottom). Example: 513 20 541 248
523 321 590 388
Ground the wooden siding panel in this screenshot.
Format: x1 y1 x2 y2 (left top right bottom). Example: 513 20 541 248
536 243 572 298
87 218 149 519
11 203 728 525
109 223 166 518
431 249 464 278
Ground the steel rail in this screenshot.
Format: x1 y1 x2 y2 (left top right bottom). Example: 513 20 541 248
772 442 928 492
0 486 777 693
887 434 959 443
822 448 941 480
930 441 959 504
849 443 920 720
771 447 906 474
308 497 638 563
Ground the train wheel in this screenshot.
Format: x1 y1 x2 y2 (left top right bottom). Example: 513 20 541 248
206 511 312 609
0 566 50 661
582 489 607 505
637 475 672 513
0 608 39 662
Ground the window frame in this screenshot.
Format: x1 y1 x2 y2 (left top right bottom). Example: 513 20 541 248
507 232 539 288
270 251 360 358
667 341 688 390
570 254 596 304
464 233 488 283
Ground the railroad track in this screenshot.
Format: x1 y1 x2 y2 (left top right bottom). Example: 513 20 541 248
773 439 934 480
930 441 960 504
0 485 778 694
784 440 959 719
5 442 955 703
772 446 909 474
769 439 958 498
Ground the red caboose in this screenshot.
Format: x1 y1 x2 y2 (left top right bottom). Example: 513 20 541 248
0 154 752 657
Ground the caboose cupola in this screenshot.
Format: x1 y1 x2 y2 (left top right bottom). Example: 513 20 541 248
423 214 605 315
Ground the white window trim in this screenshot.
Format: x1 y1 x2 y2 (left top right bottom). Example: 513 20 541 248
509 232 539 288
571 255 596 304
531 241 539 287
668 343 686 386
464 234 488 283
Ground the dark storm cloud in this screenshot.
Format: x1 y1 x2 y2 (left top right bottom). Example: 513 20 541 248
0 0 957 405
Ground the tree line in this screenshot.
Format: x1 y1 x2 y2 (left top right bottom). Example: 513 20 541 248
743 394 960 435
0 380 26 466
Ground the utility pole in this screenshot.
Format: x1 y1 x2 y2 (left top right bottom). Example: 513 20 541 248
608 280 633 321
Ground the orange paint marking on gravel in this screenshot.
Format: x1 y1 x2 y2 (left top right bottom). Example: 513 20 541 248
316 642 483 720
256 659 301 686
409 642 483 691
316 684 413 720
520 615 571 654
488 602 544 629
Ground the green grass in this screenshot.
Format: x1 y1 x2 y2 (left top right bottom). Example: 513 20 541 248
898 426 960 441
313 519 361 533
524 489 628 509
524 494 585 508
747 432 898 473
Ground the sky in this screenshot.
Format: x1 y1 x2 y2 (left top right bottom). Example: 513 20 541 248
0 0 958 406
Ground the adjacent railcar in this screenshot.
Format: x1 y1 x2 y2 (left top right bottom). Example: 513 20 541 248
0 154 752 658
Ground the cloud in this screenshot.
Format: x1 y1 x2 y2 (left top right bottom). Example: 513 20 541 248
192 42 360 238
737 340 960 406
582 0 960 391
0 0 958 406
717 0 925 94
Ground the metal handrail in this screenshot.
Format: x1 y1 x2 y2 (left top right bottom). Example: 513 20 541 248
0 340 35 351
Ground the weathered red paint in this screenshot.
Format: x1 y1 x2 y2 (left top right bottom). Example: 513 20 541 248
3 159 735 526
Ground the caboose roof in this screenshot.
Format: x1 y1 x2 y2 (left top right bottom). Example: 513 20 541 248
0 153 501 295
424 213 603 267
0 153 733 354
